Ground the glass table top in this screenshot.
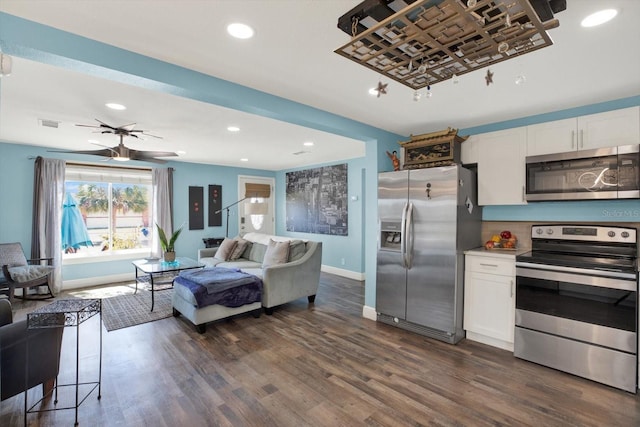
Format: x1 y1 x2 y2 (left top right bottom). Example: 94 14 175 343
132 257 204 274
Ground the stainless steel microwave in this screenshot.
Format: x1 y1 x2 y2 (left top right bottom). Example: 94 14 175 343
525 145 640 201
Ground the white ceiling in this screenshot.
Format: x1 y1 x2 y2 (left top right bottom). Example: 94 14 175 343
1 0 639 170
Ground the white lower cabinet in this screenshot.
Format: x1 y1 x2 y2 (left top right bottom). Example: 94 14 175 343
464 252 515 351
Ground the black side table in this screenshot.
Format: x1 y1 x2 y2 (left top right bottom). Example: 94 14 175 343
27 299 102 426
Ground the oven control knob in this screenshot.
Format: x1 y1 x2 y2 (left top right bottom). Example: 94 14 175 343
535 228 543 235
608 231 616 238
546 228 554 235
621 231 630 238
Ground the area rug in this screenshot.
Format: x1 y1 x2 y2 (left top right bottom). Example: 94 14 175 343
101 289 173 332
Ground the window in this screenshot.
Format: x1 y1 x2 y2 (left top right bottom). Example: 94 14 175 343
64 164 152 260
248 197 265 231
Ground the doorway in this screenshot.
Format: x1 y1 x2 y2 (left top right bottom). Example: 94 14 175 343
238 175 275 236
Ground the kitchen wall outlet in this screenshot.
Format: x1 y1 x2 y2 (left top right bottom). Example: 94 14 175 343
341 258 345 265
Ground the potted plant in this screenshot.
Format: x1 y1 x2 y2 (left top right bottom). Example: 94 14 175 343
156 223 183 262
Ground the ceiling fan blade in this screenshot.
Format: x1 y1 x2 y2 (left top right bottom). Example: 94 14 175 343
119 122 137 129
48 148 114 157
141 132 163 139
95 118 116 128
129 149 178 158
76 123 103 128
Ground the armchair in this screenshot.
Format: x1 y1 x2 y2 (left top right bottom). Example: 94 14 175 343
0 242 54 302
0 299 64 401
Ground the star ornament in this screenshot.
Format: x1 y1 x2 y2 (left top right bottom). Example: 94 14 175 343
376 81 388 97
485 69 494 86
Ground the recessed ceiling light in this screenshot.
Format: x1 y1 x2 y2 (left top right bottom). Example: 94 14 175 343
303 141 314 146
227 126 240 132
240 158 249 162
176 150 186 155
105 103 126 110
368 87 379 96
581 9 618 27
227 23 254 39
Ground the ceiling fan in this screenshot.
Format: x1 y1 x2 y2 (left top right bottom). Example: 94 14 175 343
49 119 178 164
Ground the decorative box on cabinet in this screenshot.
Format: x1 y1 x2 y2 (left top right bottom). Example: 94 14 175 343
464 251 516 351
526 106 640 157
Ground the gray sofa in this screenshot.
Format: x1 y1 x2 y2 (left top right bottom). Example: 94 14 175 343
197 232 322 314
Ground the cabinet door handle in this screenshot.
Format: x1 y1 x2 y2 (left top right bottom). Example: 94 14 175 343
511 279 514 297
579 129 584 148
571 130 575 149
522 185 526 202
480 263 498 267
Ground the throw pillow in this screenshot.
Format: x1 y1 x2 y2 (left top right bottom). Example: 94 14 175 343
230 238 250 260
262 239 290 268
7 265 55 282
214 238 238 261
288 240 306 262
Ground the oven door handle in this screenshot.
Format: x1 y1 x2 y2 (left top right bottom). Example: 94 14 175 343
515 261 637 280
516 265 637 292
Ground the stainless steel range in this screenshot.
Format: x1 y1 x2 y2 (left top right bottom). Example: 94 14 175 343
515 225 639 393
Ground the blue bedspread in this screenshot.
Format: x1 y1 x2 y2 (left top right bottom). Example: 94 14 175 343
174 267 262 308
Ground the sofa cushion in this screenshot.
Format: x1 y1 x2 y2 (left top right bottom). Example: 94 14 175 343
230 238 250 260
199 257 225 267
215 238 237 261
288 240 306 262
245 242 267 263
262 239 290 267
216 260 262 270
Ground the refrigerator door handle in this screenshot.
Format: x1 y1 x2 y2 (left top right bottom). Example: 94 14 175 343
405 202 414 269
400 202 409 268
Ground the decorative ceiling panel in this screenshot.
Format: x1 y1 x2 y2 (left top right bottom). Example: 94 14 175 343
335 0 560 90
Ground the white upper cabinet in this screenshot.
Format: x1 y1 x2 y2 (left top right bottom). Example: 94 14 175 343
461 134 479 165
579 106 640 149
477 127 527 205
527 106 640 157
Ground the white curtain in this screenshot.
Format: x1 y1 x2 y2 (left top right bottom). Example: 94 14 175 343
31 157 65 294
151 168 173 258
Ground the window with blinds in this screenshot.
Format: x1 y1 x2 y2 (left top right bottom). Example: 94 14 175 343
63 163 153 259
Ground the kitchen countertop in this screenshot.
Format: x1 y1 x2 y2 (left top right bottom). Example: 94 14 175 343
464 247 530 259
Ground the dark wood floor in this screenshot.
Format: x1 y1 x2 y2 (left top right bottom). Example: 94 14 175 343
2 273 640 426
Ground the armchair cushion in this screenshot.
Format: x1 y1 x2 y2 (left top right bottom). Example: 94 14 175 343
7 265 55 283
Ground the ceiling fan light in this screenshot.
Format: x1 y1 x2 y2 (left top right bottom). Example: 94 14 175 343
113 156 130 161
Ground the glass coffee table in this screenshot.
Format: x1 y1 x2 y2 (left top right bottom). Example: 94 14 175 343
132 257 204 311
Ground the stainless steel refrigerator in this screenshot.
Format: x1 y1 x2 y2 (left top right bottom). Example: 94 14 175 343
376 165 481 344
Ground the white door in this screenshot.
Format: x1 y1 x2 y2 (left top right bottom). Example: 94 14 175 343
238 175 275 236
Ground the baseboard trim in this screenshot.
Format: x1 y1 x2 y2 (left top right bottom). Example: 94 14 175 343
65 266 363 289
62 272 135 290
321 265 365 281
362 305 377 321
